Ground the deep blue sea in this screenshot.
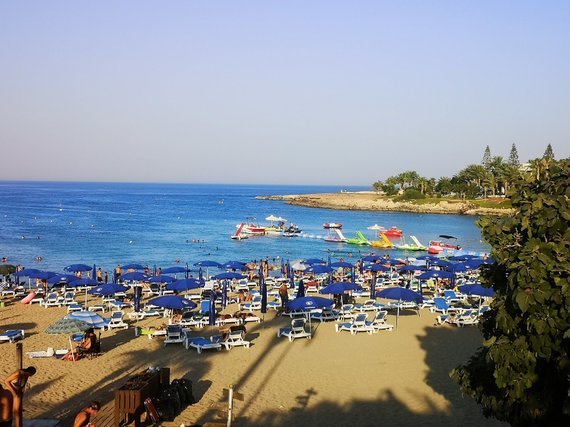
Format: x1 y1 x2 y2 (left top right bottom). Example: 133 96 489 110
0 181 490 274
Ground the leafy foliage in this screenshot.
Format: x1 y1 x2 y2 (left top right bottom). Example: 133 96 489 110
509 143 520 165
451 158 570 426
544 143 555 159
394 188 426 200
482 145 492 167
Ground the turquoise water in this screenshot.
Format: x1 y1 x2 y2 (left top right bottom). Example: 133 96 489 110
0 181 489 273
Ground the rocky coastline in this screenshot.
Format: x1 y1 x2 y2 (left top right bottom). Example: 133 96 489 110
257 192 513 216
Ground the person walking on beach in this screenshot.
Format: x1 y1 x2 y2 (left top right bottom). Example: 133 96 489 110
114 265 122 282
4 367 36 427
73 401 100 427
279 282 289 310
0 382 14 427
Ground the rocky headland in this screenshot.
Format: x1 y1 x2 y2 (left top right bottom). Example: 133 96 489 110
257 192 513 216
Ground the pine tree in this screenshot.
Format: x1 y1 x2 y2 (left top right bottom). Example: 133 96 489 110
508 143 519 165
543 143 555 159
482 145 492 167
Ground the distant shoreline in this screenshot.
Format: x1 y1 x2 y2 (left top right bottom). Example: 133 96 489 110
257 192 513 216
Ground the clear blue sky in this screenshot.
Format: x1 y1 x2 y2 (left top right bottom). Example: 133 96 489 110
1 1 568 185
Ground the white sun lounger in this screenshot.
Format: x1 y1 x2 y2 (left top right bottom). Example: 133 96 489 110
185 336 222 354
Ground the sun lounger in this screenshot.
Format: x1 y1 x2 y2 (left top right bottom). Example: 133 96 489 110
164 325 187 345
311 307 340 322
185 336 222 354
27 347 55 358
365 310 394 331
278 318 312 341
212 325 250 350
335 313 375 335
0 329 25 343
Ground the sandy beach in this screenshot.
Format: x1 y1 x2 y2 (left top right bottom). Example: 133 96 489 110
0 288 506 427
258 192 512 216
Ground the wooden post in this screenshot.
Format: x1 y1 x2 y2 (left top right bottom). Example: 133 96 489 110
227 384 234 427
15 342 23 369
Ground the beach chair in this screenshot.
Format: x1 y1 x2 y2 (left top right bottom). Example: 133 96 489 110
443 290 462 305
67 303 83 313
240 295 262 312
0 329 25 343
277 318 312 341
355 299 381 312
213 325 250 350
366 310 394 332
42 292 62 308
27 347 55 358
430 297 452 315
105 311 129 329
62 291 76 305
185 336 222 354
164 324 187 345
335 313 375 335
311 307 340 322
338 304 357 320
456 309 480 327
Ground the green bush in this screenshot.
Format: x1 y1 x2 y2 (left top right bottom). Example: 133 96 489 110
394 188 426 201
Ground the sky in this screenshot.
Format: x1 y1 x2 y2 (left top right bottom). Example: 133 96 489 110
1 1 569 186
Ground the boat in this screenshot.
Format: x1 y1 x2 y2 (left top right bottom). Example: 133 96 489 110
323 223 342 229
235 218 266 236
231 223 249 240
347 231 370 246
379 226 403 238
369 233 394 248
284 224 302 234
265 215 287 234
324 228 348 243
428 235 461 254
395 235 427 251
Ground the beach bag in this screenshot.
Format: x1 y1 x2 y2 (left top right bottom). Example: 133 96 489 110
172 378 195 404
144 397 160 424
156 394 177 421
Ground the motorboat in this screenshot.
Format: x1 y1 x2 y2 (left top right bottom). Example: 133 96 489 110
284 224 302 234
379 226 403 238
428 235 461 254
323 223 342 229
265 215 287 234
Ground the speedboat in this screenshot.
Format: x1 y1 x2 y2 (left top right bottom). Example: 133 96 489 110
428 235 461 254
379 226 403 238
323 223 342 229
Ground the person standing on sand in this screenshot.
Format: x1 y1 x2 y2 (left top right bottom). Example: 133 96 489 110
4 367 36 427
73 401 100 427
96 268 102 283
0 383 14 427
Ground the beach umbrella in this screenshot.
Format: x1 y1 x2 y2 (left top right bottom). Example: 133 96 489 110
398 265 426 272
212 272 245 280
361 254 381 262
367 224 384 230
296 279 305 298
286 296 334 334
65 311 107 329
382 259 404 267
148 295 197 311
166 278 201 292
64 264 93 273
302 258 325 265
304 264 333 274
221 280 228 309
28 271 58 281
459 283 495 298
88 284 128 296
376 287 423 329
290 261 307 271
319 281 362 295
330 261 354 268
222 261 247 271
46 318 92 335
145 275 175 283
370 271 377 300
417 270 454 280
0 264 17 275
47 274 78 286
122 263 146 270
198 267 204 284
14 268 40 277
161 266 189 274
364 264 390 273
259 267 267 315
68 278 98 287
120 271 149 282
194 260 222 279
208 291 216 326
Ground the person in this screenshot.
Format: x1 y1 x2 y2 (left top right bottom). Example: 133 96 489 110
104 271 108 284
73 401 100 427
96 268 102 283
114 265 122 282
278 282 289 309
0 383 14 427
76 328 98 354
4 367 36 427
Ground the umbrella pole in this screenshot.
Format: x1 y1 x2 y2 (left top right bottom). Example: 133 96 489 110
69 336 76 363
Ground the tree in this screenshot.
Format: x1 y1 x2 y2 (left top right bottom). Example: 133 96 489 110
451 158 570 426
508 143 520 165
544 143 555 159
482 145 492 167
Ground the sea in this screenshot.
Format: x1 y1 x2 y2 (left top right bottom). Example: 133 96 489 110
0 181 490 275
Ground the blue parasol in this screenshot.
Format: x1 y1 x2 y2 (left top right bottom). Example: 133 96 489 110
145 275 175 283
161 266 189 274
88 284 128 296
377 287 423 328
259 267 267 314
212 272 245 280
65 311 107 329
166 278 201 292
120 272 149 282
296 279 305 298
417 270 454 280
122 263 146 270
149 295 197 310
64 264 93 273
208 291 216 326
319 281 362 295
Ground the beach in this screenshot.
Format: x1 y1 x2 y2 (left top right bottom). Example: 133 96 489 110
0 290 505 427
258 192 513 216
